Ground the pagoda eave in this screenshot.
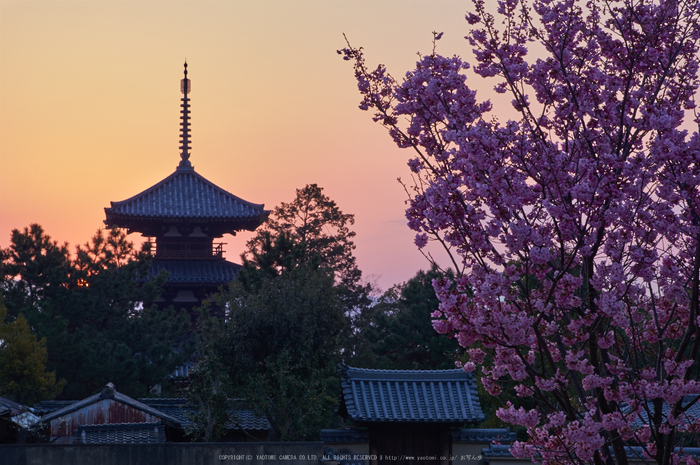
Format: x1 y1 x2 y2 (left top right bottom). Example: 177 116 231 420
149 258 242 286
104 211 269 237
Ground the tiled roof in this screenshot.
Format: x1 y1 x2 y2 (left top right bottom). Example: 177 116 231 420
684 396 700 422
136 399 192 426
228 408 270 431
0 396 29 416
340 366 484 424
35 395 268 433
139 398 269 431
628 395 700 428
34 400 76 416
105 165 268 226
453 428 517 443
150 258 241 284
607 447 700 461
11 411 40 429
482 444 514 457
0 397 40 429
75 422 166 444
40 383 180 429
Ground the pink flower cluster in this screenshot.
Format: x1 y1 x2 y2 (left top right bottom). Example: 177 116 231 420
342 1 700 464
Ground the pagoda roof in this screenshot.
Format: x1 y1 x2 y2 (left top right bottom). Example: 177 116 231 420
104 165 269 231
150 258 241 285
340 365 484 424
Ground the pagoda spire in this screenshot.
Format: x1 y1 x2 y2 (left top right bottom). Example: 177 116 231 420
178 61 192 169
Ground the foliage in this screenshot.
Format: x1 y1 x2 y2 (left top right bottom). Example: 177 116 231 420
208 265 344 441
0 298 64 405
0 224 74 335
187 186 364 441
238 230 313 291
243 183 370 305
184 318 231 442
241 183 373 367
342 1 700 465
353 266 461 370
1 225 192 399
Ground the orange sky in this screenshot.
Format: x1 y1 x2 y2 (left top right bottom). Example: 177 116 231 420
1 0 497 291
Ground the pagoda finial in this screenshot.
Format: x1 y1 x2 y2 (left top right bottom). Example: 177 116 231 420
178 61 192 169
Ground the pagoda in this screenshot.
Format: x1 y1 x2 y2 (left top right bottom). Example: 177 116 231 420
104 63 269 312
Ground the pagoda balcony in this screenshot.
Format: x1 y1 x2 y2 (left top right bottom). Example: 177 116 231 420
146 241 225 260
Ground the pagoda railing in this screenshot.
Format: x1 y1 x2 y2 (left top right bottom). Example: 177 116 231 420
145 241 225 259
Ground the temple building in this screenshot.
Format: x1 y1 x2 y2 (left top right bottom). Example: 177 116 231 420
333 365 486 465
104 63 269 313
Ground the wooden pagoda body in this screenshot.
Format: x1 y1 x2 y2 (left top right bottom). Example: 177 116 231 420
104 63 268 314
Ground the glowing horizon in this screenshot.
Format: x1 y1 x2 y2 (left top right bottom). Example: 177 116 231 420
1 1 500 290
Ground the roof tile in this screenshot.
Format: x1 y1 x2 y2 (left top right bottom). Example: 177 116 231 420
139 398 269 431
75 422 166 444
341 366 484 424
150 258 240 284
105 166 268 222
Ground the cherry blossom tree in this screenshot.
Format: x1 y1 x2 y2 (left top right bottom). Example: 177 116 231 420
341 1 700 465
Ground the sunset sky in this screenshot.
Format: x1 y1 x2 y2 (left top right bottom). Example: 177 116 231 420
1 0 496 291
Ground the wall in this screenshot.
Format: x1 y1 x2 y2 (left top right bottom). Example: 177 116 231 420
452 443 490 465
0 441 325 465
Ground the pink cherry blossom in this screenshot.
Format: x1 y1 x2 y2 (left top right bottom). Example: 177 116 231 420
342 1 700 464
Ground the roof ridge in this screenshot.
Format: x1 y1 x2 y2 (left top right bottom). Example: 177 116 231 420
40 384 181 428
77 422 163 430
346 366 467 374
109 169 265 211
105 168 269 227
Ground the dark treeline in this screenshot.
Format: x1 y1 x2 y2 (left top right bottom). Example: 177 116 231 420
0 184 462 439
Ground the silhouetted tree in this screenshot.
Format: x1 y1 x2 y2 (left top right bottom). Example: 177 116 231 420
357 266 461 370
203 265 344 441
0 225 192 398
0 298 64 405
